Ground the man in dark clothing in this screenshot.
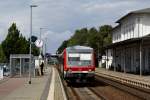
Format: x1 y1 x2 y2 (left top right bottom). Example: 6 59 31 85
40 62 44 75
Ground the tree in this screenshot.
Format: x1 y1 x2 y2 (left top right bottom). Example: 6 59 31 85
1 23 39 61
68 28 88 46
18 34 29 54
31 42 40 56
57 25 112 57
0 45 6 63
98 25 112 55
2 23 24 60
87 27 99 50
57 40 68 54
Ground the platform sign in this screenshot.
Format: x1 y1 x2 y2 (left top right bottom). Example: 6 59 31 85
35 39 43 48
35 60 40 68
0 66 3 79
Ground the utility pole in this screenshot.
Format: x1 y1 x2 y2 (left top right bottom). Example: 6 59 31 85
40 28 43 55
29 5 38 84
45 38 47 68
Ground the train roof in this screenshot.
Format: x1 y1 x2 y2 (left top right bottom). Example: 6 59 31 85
59 46 93 57
66 45 93 52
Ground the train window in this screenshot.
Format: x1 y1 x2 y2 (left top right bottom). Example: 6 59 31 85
80 54 91 60
68 57 80 61
68 53 92 66
68 53 80 57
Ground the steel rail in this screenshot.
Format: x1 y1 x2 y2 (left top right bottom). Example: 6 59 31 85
95 74 150 99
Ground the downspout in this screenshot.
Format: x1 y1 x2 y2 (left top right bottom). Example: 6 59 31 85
140 39 143 76
137 17 140 37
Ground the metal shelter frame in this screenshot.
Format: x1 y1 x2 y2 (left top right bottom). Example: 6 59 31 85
10 54 34 77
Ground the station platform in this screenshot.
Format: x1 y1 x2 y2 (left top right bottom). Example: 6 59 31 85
0 65 66 100
47 66 67 100
96 68 150 89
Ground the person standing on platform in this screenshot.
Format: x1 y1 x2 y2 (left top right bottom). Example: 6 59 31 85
40 62 44 75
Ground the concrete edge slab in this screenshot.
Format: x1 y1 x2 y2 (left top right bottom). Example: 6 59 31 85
56 68 67 100
47 67 55 100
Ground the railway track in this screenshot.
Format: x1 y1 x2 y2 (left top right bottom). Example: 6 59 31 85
95 74 150 100
62 77 142 100
63 81 105 100
56 66 146 100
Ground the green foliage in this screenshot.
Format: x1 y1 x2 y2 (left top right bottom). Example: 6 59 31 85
0 45 6 63
98 25 112 55
1 23 39 62
87 27 100 52
68 28 88 46
1 23 25 60
31 42 40 56
57 40 68 54
99 25 112 47
57 25 112 57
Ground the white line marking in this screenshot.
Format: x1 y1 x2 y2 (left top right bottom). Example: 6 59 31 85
47 67 55 100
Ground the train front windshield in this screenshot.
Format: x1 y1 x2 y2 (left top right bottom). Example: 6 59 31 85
68 52 92 66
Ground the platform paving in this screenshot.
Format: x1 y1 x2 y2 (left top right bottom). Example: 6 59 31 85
0 66 52 100
46 66 67 100
0 66 67 100
54 68 67 100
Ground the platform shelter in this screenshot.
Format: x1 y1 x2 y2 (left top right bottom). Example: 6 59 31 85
10 54 35 77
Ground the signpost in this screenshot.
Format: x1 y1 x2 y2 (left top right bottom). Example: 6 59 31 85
35 39 44 76
0 66 3 79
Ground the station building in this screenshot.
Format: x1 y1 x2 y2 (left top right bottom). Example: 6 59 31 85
105 8 150 75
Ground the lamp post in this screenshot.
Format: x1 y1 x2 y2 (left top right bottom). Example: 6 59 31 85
39 28 48 55
45 37 47 57
40 28 44 55
39 28 48 68
29 5 38 84
40 28 48 68
45 37 47 68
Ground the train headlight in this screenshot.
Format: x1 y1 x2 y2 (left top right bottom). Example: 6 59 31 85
89 69 92 71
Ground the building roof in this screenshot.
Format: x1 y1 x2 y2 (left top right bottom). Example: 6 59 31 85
105 34 150 49
116 8 150 23
105 38 140 49
10 54 34 58
111 24 121 33
133 8 150 13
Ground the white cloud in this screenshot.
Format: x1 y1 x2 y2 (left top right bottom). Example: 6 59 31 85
0 0 150 53
42 30 72 53
83 1 133 12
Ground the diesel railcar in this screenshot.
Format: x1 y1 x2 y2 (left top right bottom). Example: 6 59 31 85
59 45 95 82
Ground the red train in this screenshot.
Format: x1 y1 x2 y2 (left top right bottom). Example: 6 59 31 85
59 45 95 82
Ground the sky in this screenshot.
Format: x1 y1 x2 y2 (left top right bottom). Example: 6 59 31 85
0 0 150 53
